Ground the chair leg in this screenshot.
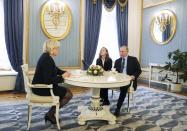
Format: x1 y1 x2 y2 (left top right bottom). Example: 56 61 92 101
127 93 130 113
131 93 134 100
27 105 32 130
55 104 60 130
111 90 114 98
132 93 135 107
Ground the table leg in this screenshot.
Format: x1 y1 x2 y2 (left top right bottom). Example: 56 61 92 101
78 88 116 125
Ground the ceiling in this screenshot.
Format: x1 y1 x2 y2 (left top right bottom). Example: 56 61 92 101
143 0 175 8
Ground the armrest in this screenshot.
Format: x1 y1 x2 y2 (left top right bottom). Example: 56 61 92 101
29 83 55 97
28 83 53 89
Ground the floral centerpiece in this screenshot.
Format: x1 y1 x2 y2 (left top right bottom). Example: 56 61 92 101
87 65 104 76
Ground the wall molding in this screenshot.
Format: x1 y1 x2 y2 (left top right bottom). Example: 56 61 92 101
80 0 85 69
26 0 82 69
128 0 143 60
23 0 29 64
141 0 187 66
143 0 176 9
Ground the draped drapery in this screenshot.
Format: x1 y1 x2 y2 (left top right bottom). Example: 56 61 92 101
4 0 25 92
83 0 102 69
116 1 128 48
103 0 116 11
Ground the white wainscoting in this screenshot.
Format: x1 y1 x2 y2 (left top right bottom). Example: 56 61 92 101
0 71 17 91
139 67 187 87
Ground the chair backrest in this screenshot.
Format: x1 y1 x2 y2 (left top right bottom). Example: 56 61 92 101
21 64 31 96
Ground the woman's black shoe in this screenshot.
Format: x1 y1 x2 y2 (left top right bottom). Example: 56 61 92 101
44 114 57 124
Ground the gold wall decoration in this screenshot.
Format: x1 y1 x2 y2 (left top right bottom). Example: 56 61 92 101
150 9 176 45
41 0 72 40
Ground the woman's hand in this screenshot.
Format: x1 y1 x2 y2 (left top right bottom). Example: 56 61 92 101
62 71 71 78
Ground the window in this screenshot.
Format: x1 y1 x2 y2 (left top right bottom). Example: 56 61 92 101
0 0 11 70
92 5 119 65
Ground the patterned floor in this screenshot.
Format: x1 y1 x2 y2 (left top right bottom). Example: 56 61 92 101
0 86 187 131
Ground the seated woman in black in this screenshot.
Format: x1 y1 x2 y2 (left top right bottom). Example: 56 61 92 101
96 47 112 105
32 39 73 124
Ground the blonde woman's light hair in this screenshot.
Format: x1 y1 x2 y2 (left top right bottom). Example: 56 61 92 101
43 39 60 53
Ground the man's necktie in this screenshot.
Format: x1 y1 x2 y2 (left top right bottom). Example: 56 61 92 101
120 58 125 73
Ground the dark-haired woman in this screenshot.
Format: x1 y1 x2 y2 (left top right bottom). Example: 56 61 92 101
96 47 112 105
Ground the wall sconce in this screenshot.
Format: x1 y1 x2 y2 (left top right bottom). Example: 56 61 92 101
47 0 64 28
156 13 171 32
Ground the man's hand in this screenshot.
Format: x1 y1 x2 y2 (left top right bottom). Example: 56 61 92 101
62 71 71 78
130 75 135 80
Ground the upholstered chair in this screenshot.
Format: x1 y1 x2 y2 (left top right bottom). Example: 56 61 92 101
21 64 60 130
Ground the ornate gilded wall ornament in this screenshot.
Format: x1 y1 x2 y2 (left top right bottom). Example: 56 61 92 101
150 9 176 45
41 0 72 40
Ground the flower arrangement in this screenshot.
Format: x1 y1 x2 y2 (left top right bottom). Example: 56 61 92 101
87 65 104 76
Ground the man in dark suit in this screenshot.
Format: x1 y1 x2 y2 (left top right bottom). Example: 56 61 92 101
114 46 142 116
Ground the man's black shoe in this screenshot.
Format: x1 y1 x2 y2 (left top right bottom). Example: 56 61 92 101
114 109 120 117
102 100 110 106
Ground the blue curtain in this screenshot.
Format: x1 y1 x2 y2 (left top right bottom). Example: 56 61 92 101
83 0 102 69
116 2 128 48
4 0 24 92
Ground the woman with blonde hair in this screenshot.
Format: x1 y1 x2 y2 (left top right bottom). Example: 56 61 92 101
96 47 112 105
32 39 73 124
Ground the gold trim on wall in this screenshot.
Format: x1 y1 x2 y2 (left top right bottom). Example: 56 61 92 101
140 0 176 65
79 0 83 69
143 0 176 9
150 9 177 45
139 0 143 63
25 0 83 69
59 0 83 70
23 0 30 65
40 0 72 40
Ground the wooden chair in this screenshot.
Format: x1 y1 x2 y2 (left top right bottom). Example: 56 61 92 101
127 81 135 112
21 64 60 130
111 81 134 113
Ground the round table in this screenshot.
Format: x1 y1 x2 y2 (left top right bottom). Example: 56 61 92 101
64 70 131 125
